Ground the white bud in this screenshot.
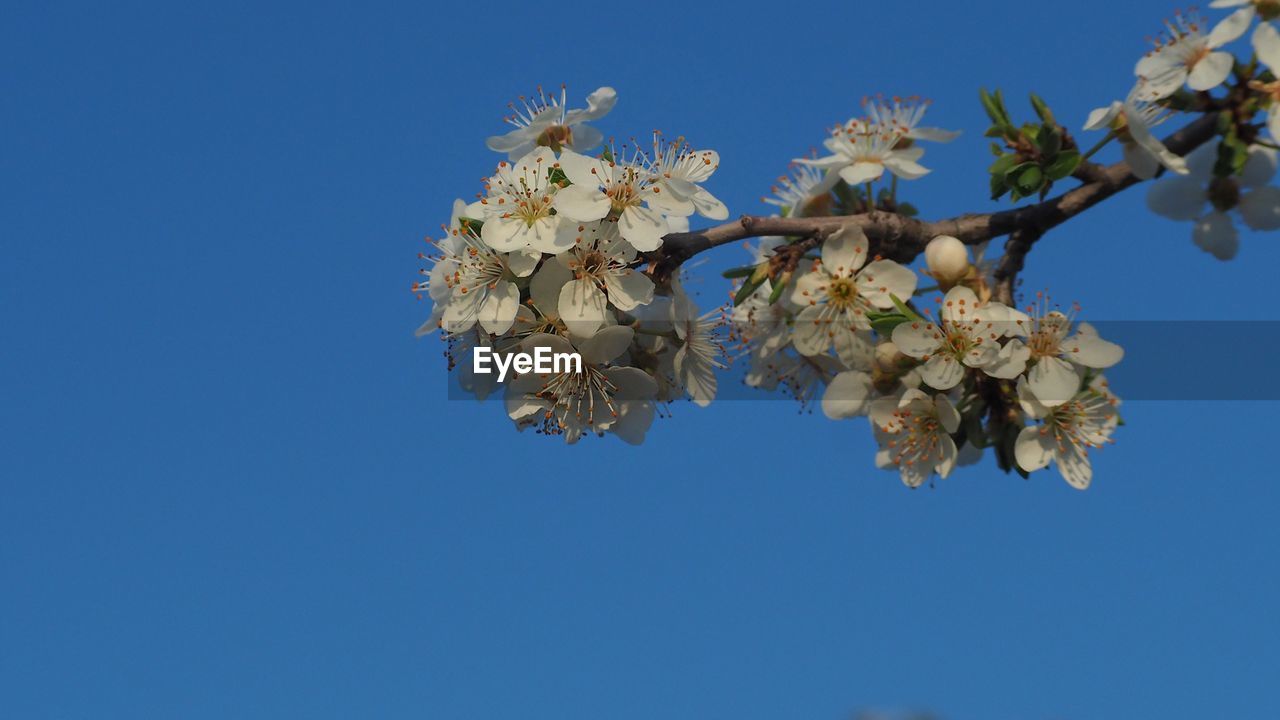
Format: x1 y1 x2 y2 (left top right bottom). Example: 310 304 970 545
924 235 970 283
875 341 902 371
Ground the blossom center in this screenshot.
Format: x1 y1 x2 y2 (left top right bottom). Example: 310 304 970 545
826 277 860 310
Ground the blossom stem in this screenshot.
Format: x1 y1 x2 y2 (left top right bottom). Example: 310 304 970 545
865 181 876 212
1082 131 1117 160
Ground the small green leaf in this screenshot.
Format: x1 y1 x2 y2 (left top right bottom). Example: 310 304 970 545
1029 93 1056 125
733 275 765 306
721 265 757 279
867 311 912 336
889 293 924 322
1045 150 1082 181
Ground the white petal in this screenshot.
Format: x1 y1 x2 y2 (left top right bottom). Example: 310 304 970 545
619 205 668 251
565 86 618 124
603 269 654 311
882 153 931 180
1209 7 1254 47
478 281 520 335
838 162 886 185
691 188 729 220
892 321 942 358
833 327 873 370
559 279 607 338
1083 102 1122 131
580 325 634 365
569 124 604 153
1240 185 1280 230
1027 356 1081 406
1126 116 1188 176
1061 325 1124 368
506 249 541 278
792 305 829 356
1187 51 1234 91
556 149 604 186
934 394 961 434
821 371 873 419
529 216 576 254
480 216 527 251
1014 427 1055 473
1240 145 1279 188
1146 176 1207 221
982 338 1030 379
1122 141 1161 180
530 260 572 315
1256 21 1280 73
1192 211 1240 260
855 259 918 309
821 226 869 275
919 354 964 390
674 345 717 407
1056 446 1093 491
552 185 610 222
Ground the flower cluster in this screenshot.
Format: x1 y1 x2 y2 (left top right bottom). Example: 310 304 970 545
416 86 730 444
1080 5 1280 259
730 226 1125 490
797 96 958 191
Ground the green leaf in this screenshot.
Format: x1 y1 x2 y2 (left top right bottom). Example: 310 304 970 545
1010 164 1045 197
1029 93 1056 125
1045 150 1082 181
889 293 924 322
867 311 912 336
989 154 1019 175
1036 123 1063 157
721 265 757 279
733 275 765 306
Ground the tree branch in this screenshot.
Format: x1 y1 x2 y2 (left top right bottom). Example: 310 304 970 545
647 112 1218 279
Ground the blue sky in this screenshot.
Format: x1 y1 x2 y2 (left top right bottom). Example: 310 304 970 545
3 1 1278 718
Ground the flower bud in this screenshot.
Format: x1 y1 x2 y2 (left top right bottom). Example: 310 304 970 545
925 235 970 284
875 340 903 372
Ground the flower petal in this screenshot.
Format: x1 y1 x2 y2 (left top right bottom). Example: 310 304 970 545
1187 51 1234 91
618 205 668 251
559 279 607 338
1193 211 1240 260
552 185 610 222
580 325 634 365
821 226 869 275
1015 427 1055 473
1027 356 1081 406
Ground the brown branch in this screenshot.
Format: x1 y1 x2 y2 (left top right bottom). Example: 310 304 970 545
646 112 1218 279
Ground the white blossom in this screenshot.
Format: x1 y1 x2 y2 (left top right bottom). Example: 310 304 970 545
1015 372 1120 490
671 282 726 407
1136 11 1235 99
554 221 654 338
505 327 657 444
790 226 917 367
470 147 575 254
416 200 539 336
870 389 962 488
1015 297 1124 407
486 85 616 160
643 134 728 221
554 148 670 252
1147 142 1280 259
891 287 1024 390
1084 81 1188 179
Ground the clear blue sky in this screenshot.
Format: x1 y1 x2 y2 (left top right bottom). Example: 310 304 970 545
3 1 1278 718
